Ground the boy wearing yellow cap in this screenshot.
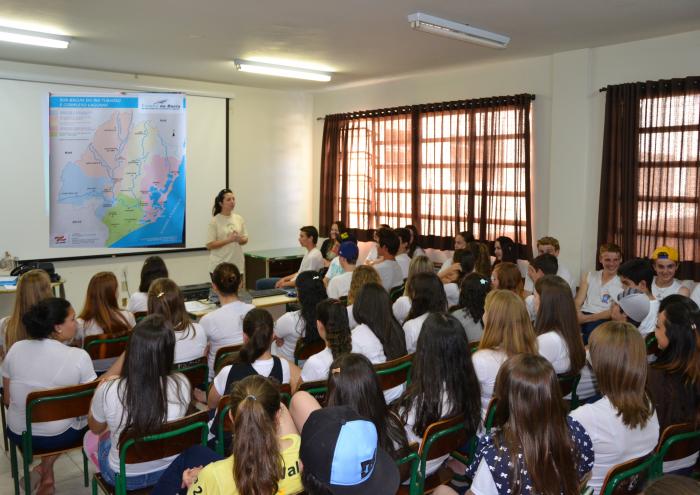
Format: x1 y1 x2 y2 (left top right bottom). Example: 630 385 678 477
651 246 689 300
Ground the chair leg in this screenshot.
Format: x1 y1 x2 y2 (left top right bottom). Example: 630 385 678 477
92 475 98 495
1 401 8 451
83 449 89 487
9 441 19 495
23 452 31 495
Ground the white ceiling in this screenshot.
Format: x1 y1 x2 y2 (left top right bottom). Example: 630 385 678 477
1 0 699 91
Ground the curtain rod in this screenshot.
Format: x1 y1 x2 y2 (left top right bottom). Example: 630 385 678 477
600 77 700 93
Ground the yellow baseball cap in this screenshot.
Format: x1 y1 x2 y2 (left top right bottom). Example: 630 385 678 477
651 246 679 262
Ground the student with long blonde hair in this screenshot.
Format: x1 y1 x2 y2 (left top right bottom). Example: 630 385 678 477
77 271 135 339
472 290 537 418
1 269 52 354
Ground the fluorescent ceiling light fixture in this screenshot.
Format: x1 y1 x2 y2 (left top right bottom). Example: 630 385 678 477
234 58 331 82
408 12 509 49
0 26 71 49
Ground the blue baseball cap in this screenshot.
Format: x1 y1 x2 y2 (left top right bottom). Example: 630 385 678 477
338 241 359 263
300 405 399 494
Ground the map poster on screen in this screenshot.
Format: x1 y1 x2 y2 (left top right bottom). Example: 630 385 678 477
49 93 186 248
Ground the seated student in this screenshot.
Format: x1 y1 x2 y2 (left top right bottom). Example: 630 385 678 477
646 294 700 473
450 273 491 343
438 231 474 275
457 354 594 495
402 272 448 353
147 278 207 364
405 224 426 257
364 223 391 265
394 228 412 279
524 253 558 320
301 299 352 383
575 242 623 343
258 226 324 289
533 275 587 375
523 236 576 296
298 406 400 495
200 262 254 380
1 268 52 355
650 245 690 300
473 290 538 419
613 287 651 329
471 240 493 278
3 298 96 494
273 271 327 362
209 308 301 410
398 312 481 479
346 265 382 329
323 232 352 284
569 321 659 494
326 240 358 299
440 249 476 307
152 375 303 495
393 255 434 324
493 236 518 265
88 315 191 491
614 258 658 336
127 256 168 313
371 227 405 291
291 353 409 460
77 271 135 340
319 220 344 263
490 261 523 296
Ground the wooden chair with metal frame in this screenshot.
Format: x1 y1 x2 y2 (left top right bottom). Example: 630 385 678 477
213 343 243 375
652 422 700 478
298 379 328 403
132 312 147 323
8 380 99 495
599 452 657 495
484 397 498 431
83 331 131 361
557 371 582 410
92 409 210 495
389 283 406 303
374 353 414 393
1 387 8 452
173 356 209 392
293 338 326 366
645 333 660 357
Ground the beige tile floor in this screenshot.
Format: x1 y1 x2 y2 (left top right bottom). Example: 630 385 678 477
0 446 93 495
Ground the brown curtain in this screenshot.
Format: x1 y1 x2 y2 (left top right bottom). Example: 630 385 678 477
598 76 700 279
320 95 534 255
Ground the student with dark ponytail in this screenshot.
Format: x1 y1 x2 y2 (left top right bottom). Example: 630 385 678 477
301 298 352 382
208 308 300 409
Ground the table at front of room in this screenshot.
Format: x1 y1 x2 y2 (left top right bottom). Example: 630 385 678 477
244 247 306 290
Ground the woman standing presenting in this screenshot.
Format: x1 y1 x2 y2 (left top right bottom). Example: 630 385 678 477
206 189 248 275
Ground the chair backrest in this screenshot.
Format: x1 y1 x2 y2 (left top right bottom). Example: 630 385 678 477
26 380 98 427
419 414 468 462
469 340 480 354
374 353 413 390
599 452 655 495
214 343 243 374
654 422 700 475
484 397 498 431
133 311 148 322
299 379 328 403
645 334 659 356
294 338 326 363
173 356 209 390
558 371 581 410
389 283 405 303
84 331 130 360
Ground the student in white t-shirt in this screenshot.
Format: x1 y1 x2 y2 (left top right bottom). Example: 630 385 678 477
569 322 659 494
3 297 97 493
273 271 327 362
524 253 559 321
77 271 135 341
612 258 659 336
147 278 207 364
88 315 191 491
523 236 576 296
301 299 353 383
371 228 405 292
209 308 301 409
346 265 383 330
326 241 359 300
127 256 168 314
450 273 491 343
650 245 690 300
363 224 391 265
437 231 474 275
472 290 538 419
393 255 434 324
272 226 325 289
405 224 426 258
439 249 476 308
575 243 623 343
533 275 587 375
200 262 255 379
394 228 412 279
402 272 448 353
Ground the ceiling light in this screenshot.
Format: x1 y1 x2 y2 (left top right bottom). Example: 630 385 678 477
233 58 331 82
407 12 509 49
0 26 71 49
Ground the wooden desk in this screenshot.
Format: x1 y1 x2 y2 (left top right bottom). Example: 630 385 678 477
0 279 66 298
186 294 298 320
244 247 305 290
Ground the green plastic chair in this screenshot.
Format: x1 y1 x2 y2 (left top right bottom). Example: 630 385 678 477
600 452 657 495
558 371 581 410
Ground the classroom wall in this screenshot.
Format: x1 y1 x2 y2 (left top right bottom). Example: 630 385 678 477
0 61 313 314
311 29 700 282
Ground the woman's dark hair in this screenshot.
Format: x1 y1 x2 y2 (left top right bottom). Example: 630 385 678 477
138 256 169 293
352 283 407 360
398 313 480 439
78 271 131 335
405 272 448 321
656 294 700 385
147 278 194 338
405 224 422 257
301 472 333 495
534 275 587 374
211 262 241 295
326 353 408 459
457 231 475 246
212 188 233 216
117 314 186 443
495 236 518 263
320 221 345 260
296 271 328 343
229 375 282 495
493 354 579 495
238 308 274 364
23 297 72 340
454 273 491 322
317 299 352 360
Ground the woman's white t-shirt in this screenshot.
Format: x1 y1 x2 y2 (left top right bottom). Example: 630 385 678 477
91 374 191 475
301 347 334 383
347 305 358 329
403 313 429 354
199 300 255 379
537 331 571 374
207 212 247 274
443 283 459 308
77 310 136 340
392 296 411 325
395 253 410 279
351 324 386 364
173 322 208 364
126 292 148 313
472 348 508 419
3 339 96 436
214 357 292 395
273 310 304 362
